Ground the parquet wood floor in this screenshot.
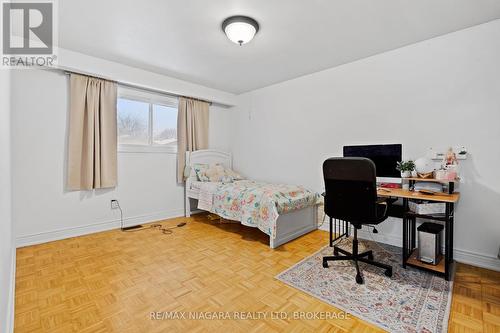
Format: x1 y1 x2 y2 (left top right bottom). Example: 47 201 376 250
15 214 500 332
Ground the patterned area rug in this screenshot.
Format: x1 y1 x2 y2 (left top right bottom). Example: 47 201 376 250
276 240 453 333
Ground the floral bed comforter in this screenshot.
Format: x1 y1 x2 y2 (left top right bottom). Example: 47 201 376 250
210 180 319 238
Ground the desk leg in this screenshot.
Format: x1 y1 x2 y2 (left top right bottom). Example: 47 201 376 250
411 216 416 250
402 217 407 268
445 203 450 281
449 203 454 263
402 198 408 268
329 216 333 247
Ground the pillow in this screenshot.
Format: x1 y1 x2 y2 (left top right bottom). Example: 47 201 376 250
204 164 228 182
192 163 210 182
223 167 245 181
192 163 245 182
192 163 228 182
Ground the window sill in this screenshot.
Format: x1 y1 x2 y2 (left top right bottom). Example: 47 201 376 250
118 144 177 154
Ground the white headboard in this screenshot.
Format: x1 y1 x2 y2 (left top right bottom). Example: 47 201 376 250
186 150 232 180
186 149 232 168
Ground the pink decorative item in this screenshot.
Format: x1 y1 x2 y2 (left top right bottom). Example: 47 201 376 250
447 169 457 181
441 147 459 181
443 147 458 167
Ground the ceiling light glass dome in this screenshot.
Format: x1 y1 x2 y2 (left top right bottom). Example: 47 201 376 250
222 16 259 46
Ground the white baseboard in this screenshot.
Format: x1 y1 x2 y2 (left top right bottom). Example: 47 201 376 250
15 209 185 248
6 248 16 333
319 223 500 272
453 248 500 272
357 228 402 247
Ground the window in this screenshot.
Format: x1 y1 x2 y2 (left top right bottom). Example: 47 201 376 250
117 87 178 153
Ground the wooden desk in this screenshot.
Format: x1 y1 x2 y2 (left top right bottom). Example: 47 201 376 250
377 188 459 203
377 187 459 280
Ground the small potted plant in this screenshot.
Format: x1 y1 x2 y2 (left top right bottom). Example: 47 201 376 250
396 160 415 178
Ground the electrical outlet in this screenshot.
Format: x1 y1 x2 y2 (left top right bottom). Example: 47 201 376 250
111 200 119 209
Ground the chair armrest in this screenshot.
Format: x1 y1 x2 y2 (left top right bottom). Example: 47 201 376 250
376 199 389 218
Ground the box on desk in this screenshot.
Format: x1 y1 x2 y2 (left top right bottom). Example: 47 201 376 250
409 200 446 215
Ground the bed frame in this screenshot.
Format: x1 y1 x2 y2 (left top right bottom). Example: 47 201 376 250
185 149 318 248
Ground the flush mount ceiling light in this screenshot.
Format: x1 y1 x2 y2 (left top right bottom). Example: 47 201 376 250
222 16 259 46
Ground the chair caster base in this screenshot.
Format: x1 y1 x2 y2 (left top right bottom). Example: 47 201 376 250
323 237 392 284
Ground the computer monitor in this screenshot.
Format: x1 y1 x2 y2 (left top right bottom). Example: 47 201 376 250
343 144 402 183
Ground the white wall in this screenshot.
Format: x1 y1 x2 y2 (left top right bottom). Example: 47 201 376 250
231 20 500 269
0 69 14 332
57 48 238 107
11 69 232 246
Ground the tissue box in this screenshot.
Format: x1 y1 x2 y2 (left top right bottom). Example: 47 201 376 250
409 201 445 215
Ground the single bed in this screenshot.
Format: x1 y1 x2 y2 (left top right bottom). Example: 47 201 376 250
185 149 319 248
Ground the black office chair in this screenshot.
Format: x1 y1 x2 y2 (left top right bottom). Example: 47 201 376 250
322 157 392 284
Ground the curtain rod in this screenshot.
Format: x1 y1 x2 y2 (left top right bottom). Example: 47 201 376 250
55 68 213 105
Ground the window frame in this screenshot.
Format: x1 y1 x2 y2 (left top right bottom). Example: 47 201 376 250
117 87 178 154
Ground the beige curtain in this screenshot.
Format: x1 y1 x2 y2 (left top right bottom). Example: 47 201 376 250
67 74 117 190
177 97 209 182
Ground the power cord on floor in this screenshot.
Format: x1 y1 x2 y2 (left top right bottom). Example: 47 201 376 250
151 223 187 234
117 203 124 229
121 222 187 233
116 201 187 234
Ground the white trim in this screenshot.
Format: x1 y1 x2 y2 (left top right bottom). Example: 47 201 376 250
319 223 500 272
15 209 185 248
453 248 500 272
118 144 177 154
5 249 16 333
118 86 179 107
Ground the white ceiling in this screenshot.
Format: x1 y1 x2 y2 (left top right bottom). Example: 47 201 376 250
59 0 500 94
